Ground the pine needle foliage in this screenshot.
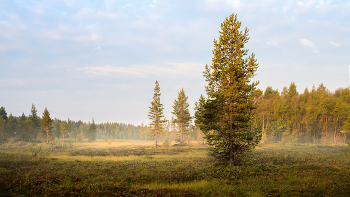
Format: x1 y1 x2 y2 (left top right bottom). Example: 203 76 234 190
87 118 97 142
148 80 166 148
195 13 262 165
40 108 54 143
172 88 192 144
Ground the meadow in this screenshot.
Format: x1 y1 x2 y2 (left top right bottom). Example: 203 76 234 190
0 140 350 196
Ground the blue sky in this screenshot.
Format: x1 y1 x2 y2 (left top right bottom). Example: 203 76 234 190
1 0 349 125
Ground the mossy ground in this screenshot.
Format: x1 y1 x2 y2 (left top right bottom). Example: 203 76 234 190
0 140 349 196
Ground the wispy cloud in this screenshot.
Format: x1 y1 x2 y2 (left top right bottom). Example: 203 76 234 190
266 41 278 46
78 62 204 78
300 39 315 48
329 41 340 46
300 39 319 53
79 66 147 77
0 79 26 87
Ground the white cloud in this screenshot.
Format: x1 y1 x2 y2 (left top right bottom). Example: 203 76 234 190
74 8 94 19
329 41 340 46
0 79 26 87
300 39 315 48
297 0 316 8
78 62 204 78
79 66 147 77
91 34 99 40
266 41 278 46
313 49 319 53
104 0 116 9
96 12 119 19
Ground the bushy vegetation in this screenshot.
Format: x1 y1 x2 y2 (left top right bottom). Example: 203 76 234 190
1 141 350 196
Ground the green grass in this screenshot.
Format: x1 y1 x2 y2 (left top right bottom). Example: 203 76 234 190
0 141 350 196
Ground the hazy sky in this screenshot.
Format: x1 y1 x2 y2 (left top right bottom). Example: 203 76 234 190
1 0 349 125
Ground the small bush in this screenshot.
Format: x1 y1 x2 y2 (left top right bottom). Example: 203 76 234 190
29 144 42 157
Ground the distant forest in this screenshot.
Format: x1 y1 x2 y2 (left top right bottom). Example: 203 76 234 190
0 105 203 144
1 82 350 144
254 82 350 144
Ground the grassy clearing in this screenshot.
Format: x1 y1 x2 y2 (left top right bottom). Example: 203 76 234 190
0 141 349 196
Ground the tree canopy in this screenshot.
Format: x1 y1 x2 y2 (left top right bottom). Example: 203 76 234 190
195 13 262 165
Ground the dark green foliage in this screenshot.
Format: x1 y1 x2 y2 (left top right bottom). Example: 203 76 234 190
196 13 262 165
0 106 8 121
29 104 40 140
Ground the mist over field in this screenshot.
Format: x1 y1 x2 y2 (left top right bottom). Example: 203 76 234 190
1 0 350 196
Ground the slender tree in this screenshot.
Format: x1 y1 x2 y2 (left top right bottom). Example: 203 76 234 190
172 88 192 144
40 108 54 143
61 123 68 147
148 80 166 148
139 122 145 141
195 13 262 165
0 116 6 143
0 107 8 121
87 118 97 142
29 104 40 140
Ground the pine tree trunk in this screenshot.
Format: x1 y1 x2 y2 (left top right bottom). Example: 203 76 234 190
180 123 183 143
155 123 158 149
155 131 157 149
229 144 235 165
46 127 49 144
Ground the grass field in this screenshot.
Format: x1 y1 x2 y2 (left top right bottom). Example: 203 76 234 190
1 140 350 196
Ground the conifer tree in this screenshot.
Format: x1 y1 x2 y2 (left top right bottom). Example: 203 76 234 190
195 13 262 165
140 122 145 141
54 118 61 139
87 118 97 142
172 88 192 144
0 107 7 121
0 116 6 143
148 80 166 148
29 104 40 140
61 123 68 147
40 108 54 143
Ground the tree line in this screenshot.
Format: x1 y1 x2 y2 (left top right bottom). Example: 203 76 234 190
254 82 350 144
0 104 203 145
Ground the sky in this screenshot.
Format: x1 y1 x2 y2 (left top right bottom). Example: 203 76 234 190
0 0 349 125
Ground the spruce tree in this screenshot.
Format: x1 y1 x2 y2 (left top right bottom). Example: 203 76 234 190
61 123 68 147
0 116 6 143
0 106 8 121
172 88 192 144
87 118 97 142
195 13 261 165
40 108 54 143
148 80 166 148
29 104 40 140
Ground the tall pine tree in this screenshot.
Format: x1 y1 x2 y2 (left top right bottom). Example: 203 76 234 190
40 108 54 143
195 13 261 165
172 88 192 144
29 104 40 140
148 80 166 148
87 118 97 142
